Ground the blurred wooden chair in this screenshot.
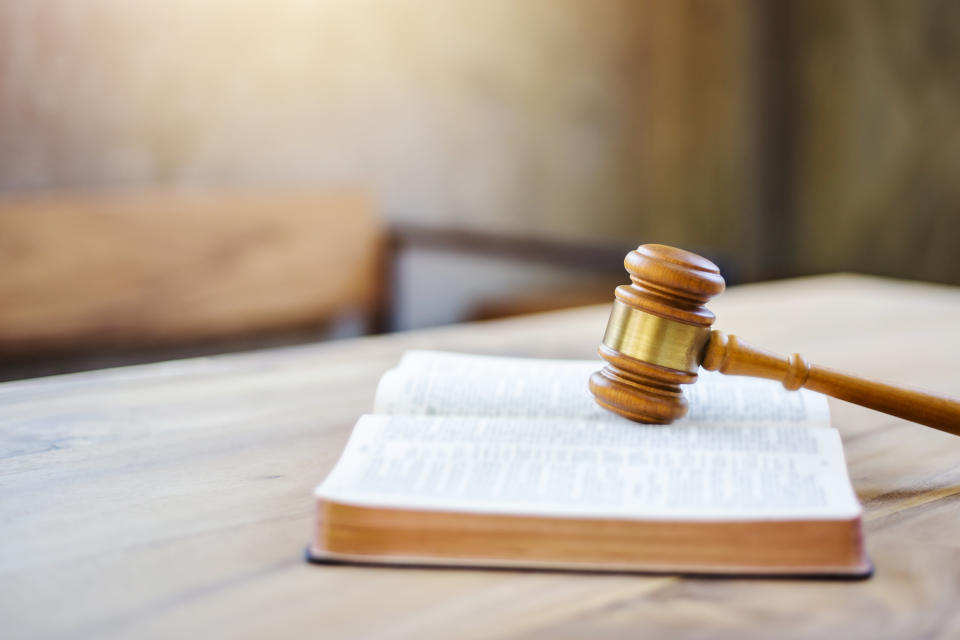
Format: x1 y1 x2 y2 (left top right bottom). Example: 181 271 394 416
0 189 385 379
386 223 736 326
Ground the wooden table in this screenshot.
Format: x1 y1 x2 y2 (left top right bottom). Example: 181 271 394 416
3 275 960 639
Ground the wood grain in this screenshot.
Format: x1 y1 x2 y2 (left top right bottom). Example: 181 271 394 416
2 275 960 639
0 190 385 356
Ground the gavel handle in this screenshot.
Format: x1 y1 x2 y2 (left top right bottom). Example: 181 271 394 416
701 330 960 436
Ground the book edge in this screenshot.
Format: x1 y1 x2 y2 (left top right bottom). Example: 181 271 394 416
304 545 874 580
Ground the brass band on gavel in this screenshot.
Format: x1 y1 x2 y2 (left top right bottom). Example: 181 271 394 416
601 300 710 375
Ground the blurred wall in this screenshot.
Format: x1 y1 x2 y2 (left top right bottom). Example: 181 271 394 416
793 1 960 284
1 0 958 300
0 0 758 265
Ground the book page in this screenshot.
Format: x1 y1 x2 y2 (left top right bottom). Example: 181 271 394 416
316 415 861 521
373 351 830 427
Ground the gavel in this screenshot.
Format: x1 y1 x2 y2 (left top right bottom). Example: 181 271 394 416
588 244 960 435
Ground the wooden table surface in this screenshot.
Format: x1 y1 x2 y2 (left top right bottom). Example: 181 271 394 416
3 275 960 640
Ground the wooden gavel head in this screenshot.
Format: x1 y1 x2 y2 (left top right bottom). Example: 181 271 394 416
589 244 726 423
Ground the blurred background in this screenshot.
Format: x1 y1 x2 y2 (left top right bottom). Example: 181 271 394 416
2 0 959 380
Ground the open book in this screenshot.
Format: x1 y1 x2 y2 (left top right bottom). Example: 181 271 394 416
310 351 870 577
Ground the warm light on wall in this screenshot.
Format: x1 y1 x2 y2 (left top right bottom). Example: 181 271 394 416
0 0 653 244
